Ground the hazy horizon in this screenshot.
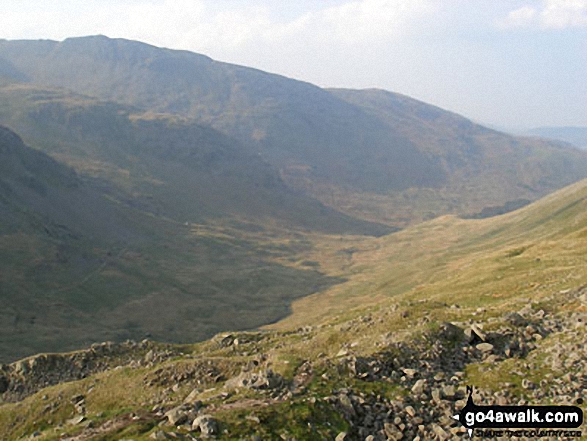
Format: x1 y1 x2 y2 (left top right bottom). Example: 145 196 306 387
1 0 586 129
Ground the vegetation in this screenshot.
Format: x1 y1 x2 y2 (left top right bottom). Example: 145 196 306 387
1 178 586 439
0 35 587 439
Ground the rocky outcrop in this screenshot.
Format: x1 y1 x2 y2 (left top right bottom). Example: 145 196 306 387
325 299 587 440
0 340 179 403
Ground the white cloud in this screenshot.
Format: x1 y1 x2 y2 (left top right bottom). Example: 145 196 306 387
540 0 587 28
130 0 435 53
499 6 538 28
499 0 587 29
308 0 434 43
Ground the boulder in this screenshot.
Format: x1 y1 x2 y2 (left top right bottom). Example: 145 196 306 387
164 406 188 426
465 324 486 344
192 414 218 436
476 343 494 353
438 322 465 341
225 369 284 391
411 379 427 395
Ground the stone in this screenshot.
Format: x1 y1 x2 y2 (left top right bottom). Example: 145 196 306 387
336 349 349 357
383 423 403 441
465 324 486 343
411 379 427 395
246 415 261 424
433 372 445 381
402 368 417 378
335 432 349 441
67 416 86 426
505 312 527 327
438 322 464 341
192 415 218 436
405 405 416 417
164 406 188 426
432 424 450 441
144 350 155 363
476 342 494 353
442 385 456 400
338 394 355 417
183 389 202 406
225 370 284 391
0 375 8 394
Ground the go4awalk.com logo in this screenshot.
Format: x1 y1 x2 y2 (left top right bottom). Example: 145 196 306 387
452 386 583 438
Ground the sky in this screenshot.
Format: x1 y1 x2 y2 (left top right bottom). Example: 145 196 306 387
1 0 586 129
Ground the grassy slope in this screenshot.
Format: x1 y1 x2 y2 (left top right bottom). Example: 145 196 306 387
1 179 586 440
274 177 587 329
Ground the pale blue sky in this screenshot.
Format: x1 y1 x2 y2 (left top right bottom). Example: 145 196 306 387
1 0 586 128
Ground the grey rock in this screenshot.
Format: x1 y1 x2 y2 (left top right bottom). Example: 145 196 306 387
67 415 86 426
183 389 202 406
432 424 450 440
465 324 486 343
438 322 465 341
405 405 416 417
476 342 494 353
411 379 427 395
441 385 456 400
225 369 284 391
164 406 188 426
383 423 403 441
338 394 356 417
192 414 218 436
402 368 417 378
505 312 527 327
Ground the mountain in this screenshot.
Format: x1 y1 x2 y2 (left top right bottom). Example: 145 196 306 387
1 177 586 440
0 125 360 362
0 83 386 235
0 124 148 359
526 126 587 149
1 36 586 227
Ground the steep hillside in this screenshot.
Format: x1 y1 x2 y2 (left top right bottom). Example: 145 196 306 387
1 36 586 227
0 36 442 196
0 125 149 359
0 126 357 363
0 83 389 235
275 176 587 329
1 179 586 440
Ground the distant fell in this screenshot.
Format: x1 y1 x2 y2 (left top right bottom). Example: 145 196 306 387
526 126 587 149
2 36 586 227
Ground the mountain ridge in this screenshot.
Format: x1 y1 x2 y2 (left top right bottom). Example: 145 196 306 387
2 36 586 229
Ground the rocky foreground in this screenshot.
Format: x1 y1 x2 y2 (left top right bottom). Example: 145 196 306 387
1 288 586 440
